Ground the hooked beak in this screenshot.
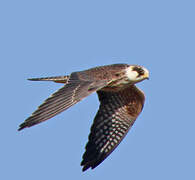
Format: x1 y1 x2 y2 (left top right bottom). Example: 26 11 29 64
143 68 149 80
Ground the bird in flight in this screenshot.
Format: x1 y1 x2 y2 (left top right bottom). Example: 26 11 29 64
18 64 149 171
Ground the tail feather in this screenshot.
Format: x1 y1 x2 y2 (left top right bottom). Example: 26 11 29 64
28 75 69 83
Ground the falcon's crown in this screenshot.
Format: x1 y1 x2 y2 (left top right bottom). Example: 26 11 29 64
125 65 149 83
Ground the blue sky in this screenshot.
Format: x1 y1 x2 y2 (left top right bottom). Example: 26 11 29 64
1 0 195 179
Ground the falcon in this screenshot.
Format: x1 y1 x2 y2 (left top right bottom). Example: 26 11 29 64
18 63 149 171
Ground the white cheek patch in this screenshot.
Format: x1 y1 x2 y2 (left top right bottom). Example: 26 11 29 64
125 67 138 81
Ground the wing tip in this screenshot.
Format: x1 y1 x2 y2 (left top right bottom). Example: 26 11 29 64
18 127 24 131
82 166 89 172
81 163 91 172
81 157 103 172
18 123 27 131
81 163 99 172
81 159 91 172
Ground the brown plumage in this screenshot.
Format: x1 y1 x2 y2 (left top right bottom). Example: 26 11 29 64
18 63 149 171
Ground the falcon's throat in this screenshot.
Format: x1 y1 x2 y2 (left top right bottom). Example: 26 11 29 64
104 65 149 90
125 66 149 84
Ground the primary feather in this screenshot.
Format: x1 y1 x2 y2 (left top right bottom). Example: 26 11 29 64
18 63 149 171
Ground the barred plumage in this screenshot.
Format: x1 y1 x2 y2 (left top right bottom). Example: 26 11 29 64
81 86 144 171
18 63 149 171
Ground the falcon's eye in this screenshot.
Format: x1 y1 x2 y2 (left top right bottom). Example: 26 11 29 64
132 67 145 77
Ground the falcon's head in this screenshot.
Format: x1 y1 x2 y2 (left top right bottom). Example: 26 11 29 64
126 65 149 83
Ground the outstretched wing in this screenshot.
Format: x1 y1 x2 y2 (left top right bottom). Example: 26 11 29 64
81 85 145 171
18 72 109 131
